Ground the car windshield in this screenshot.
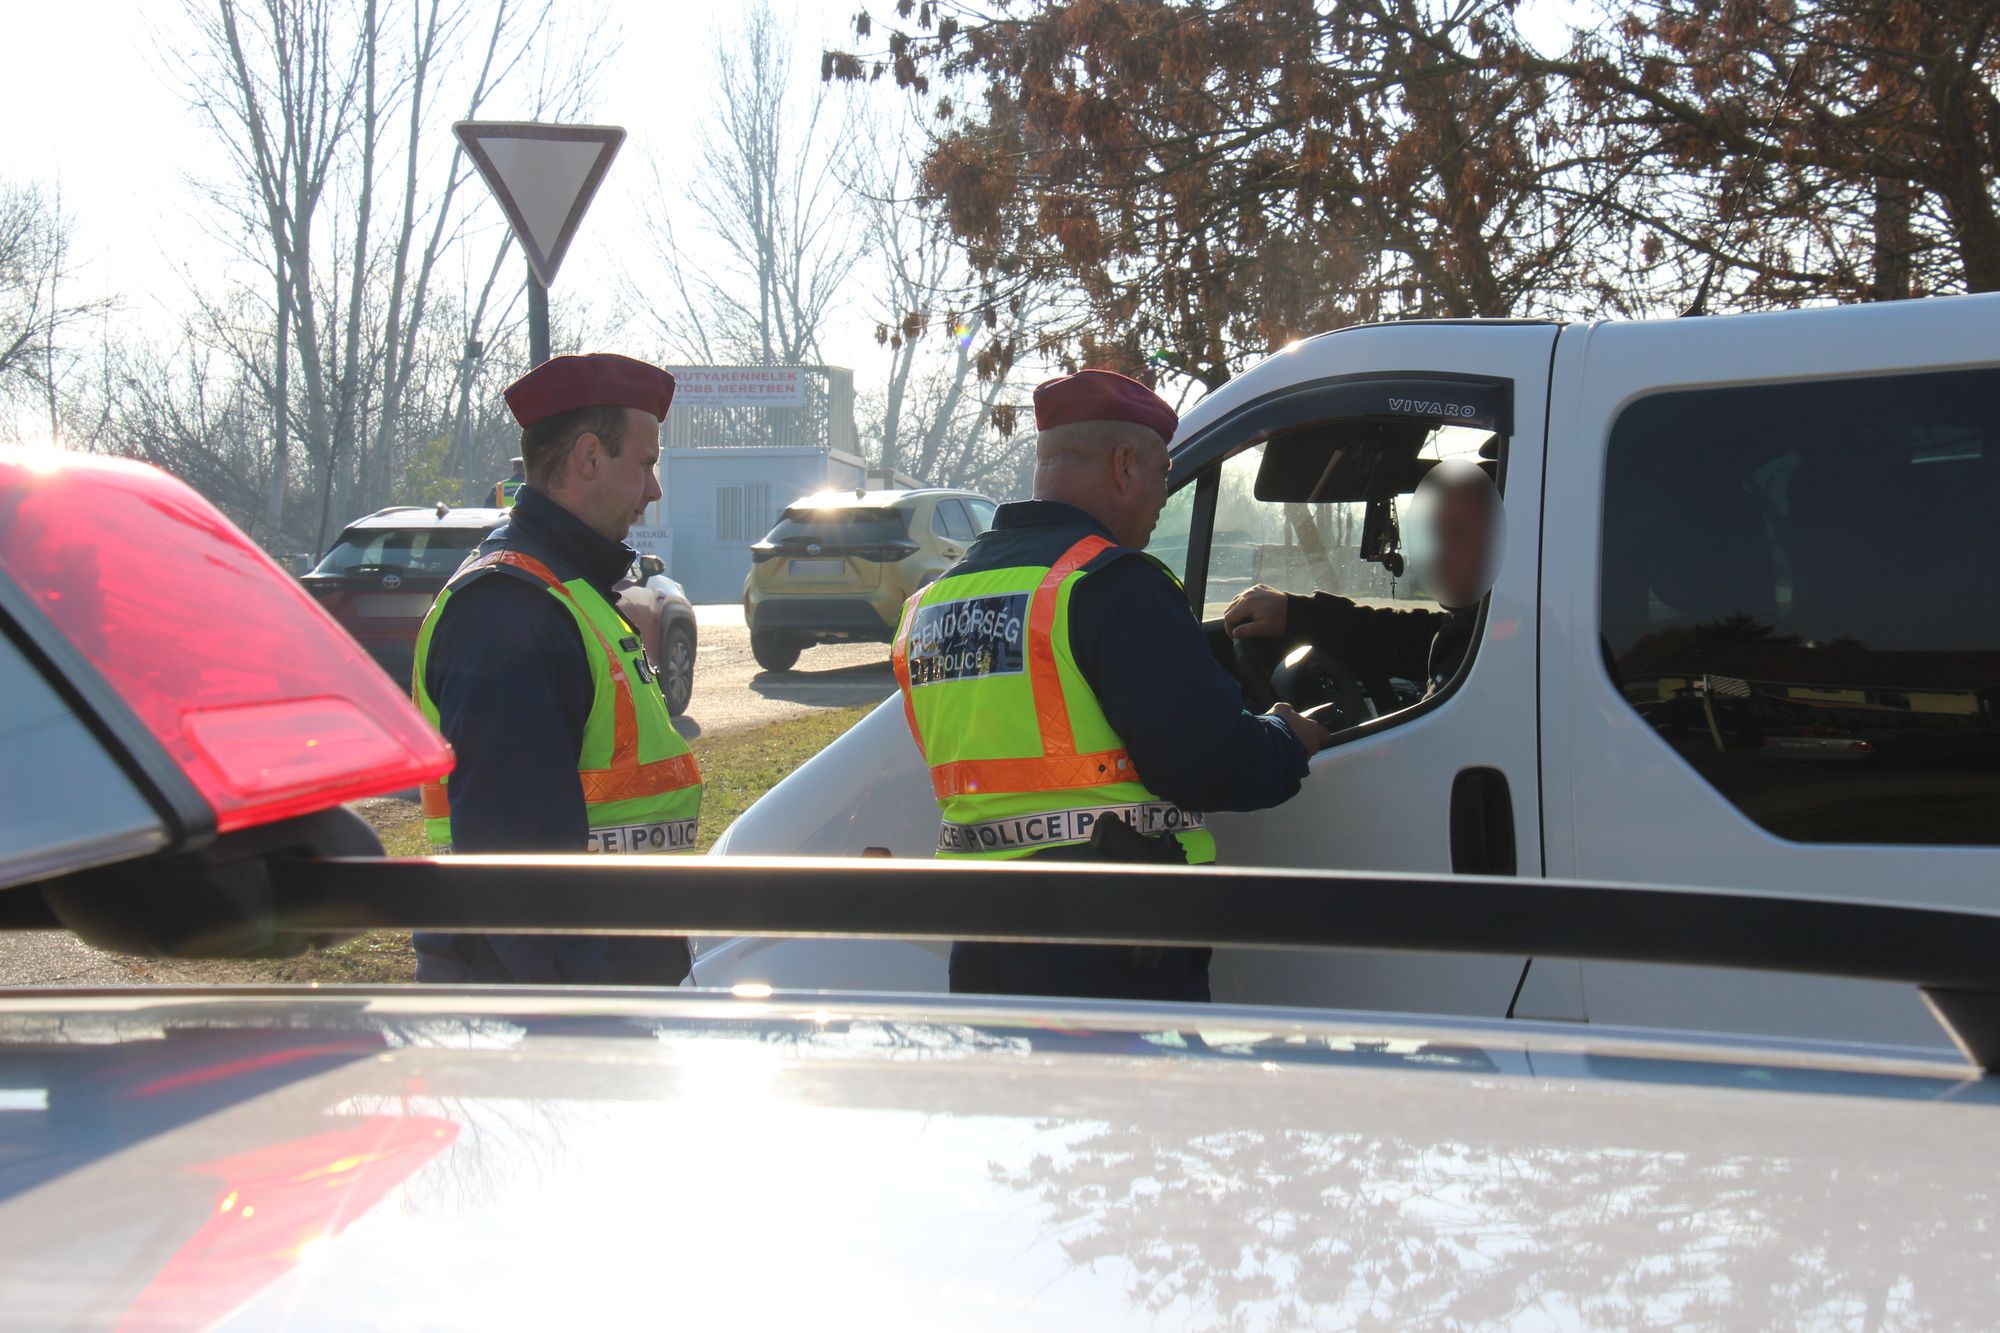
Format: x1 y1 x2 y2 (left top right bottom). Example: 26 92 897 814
311 527 486 576
761 507 910 545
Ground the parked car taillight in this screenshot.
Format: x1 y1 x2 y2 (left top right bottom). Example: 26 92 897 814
855 540 922 562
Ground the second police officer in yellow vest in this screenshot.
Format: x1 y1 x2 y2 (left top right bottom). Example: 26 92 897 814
893 369 1331 1002
412 353 701 985
491 456 526 508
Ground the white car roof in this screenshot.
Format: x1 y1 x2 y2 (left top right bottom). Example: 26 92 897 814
1 990 1991 1327
787 488 989 510
342 505 507 531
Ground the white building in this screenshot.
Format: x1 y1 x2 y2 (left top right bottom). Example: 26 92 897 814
627 365 918 604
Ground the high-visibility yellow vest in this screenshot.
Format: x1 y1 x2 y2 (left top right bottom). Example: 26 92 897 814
493 478 524 508
413 550 702 854
891 534 1215 863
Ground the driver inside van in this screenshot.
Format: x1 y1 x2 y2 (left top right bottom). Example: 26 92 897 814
1223 459 1502 702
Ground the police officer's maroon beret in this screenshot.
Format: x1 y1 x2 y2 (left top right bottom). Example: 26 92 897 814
504 353 677 428
1032 368 1177 444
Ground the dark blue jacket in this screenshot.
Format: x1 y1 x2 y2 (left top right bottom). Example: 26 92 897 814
413 486 691 986
1286 592 1475 697
941 501 1311 1002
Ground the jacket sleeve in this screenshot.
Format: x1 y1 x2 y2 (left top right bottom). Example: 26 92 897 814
424 573 595 853
1287 592 1444 683
1071 556 1309 813
422 573 618 982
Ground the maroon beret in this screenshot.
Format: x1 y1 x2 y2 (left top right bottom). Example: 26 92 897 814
1033 368 1177 444
504 353 677 428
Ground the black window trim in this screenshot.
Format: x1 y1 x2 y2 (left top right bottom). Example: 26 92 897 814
1169 370 1516 484
1166 371 1517 751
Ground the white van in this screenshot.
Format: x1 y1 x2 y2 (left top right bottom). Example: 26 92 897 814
696 295 2000 1051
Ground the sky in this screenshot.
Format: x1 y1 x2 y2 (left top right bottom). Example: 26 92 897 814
0 0 889 371
0 0 1595 393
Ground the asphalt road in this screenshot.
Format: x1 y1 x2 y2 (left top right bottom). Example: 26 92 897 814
1 605 896 987
677 604 897 738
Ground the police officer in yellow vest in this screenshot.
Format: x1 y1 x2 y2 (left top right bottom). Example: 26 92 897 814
413 353 701 985
491 457 526 508
892 369 1330 1002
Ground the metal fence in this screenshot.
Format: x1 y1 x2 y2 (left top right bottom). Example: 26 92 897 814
662 365 857 455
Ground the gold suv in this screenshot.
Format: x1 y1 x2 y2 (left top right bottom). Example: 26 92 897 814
743 488 997 672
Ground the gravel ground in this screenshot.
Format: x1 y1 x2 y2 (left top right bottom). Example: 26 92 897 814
679 604 896 738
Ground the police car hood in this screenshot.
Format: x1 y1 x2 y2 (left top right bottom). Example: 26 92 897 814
1 990 1995 1329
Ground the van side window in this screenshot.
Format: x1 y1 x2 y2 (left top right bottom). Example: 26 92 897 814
1600 366 2000 846
1191 421 1502 724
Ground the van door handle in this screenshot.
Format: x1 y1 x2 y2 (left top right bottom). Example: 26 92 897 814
1450 767 1516 876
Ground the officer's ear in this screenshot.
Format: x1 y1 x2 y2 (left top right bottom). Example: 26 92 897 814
1109 440 1139 493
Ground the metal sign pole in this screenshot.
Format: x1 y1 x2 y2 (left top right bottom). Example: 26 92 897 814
527 269 552 368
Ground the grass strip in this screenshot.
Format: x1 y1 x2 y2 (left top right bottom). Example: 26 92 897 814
143 706 875 986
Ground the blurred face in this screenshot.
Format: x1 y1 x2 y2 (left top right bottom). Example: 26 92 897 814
566 408 663 543
1406 458 1503 610
1433 487 1491 608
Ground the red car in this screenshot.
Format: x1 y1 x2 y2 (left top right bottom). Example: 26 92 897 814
301 505 508 692
304 504 698 715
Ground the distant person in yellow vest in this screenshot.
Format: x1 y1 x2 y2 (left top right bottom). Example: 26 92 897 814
412 354 700 984
890 368 1330 1002
491 456 526 508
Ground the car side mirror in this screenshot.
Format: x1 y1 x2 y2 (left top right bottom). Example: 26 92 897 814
639 555 665 578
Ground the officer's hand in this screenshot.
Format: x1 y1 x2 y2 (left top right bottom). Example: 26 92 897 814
1223 584 1288 639
1270 701 1331 754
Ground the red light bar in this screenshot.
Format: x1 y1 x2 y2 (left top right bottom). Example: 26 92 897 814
0 448 453 834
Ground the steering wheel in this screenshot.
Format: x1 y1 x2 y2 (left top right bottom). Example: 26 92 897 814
1274 646 1377 734
1230 634 1281 712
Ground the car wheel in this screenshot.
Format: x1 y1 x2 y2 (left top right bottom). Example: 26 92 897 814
750 629 803 673
660 622 696 716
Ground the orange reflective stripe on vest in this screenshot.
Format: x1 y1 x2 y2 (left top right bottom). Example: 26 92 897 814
1025 535 1112 758
418 549 682 820
910 535 1134 801
926 747 1136 799
471 550 642 767
580 752 701 804
889 587 926 758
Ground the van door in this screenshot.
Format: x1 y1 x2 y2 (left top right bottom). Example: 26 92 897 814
1540 297 2000 1047
1154 323 1560 1017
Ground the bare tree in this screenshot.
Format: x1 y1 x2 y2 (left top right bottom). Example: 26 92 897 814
634 1 864 368
177 0 602 549
848 114 1040 494
0 179 109 439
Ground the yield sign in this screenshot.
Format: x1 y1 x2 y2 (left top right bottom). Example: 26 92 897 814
454 120 626 288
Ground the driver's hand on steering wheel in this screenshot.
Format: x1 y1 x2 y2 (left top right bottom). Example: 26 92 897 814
1270 701 1331 754
1223 584 1288 639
